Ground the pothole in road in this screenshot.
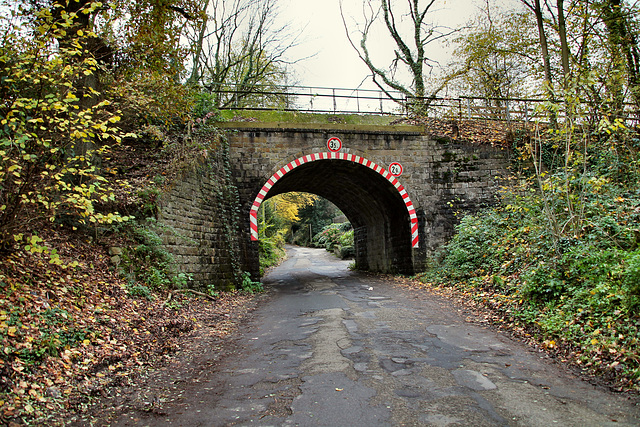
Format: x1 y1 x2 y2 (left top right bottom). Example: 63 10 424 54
379 357 416 373
252 377 303 418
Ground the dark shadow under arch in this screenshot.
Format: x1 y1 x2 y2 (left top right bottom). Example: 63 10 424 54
249 152 418 273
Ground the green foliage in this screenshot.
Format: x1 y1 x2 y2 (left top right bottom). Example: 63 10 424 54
0 2 135 249
338 229 354 247
296 198 340 242
137 186 161 217
13 307 93 364
192 91 220 120
419 124 640 388
440 212 504 277
257 192 320 269
258 231 285 275
311 222 353 255
118 218 190 291
126 282 154 300
335 245 355 260
239 271 264 294
206 283 219 298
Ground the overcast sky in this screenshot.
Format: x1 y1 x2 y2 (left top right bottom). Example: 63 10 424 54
278 0 517 91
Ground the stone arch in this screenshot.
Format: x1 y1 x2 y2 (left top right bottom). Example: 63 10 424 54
249 151 419 249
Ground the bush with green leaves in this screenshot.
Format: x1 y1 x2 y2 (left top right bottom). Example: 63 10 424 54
338 229 354 247
117 218 190 291
192 91 220 122
240 272 264 294
312 222 352 251
419 163 640 388
259 232 285 275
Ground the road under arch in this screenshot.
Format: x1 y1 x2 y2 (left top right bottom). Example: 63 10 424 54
250 153 418 274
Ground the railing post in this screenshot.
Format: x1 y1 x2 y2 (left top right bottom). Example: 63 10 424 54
206 84 549 121
333 88 337 113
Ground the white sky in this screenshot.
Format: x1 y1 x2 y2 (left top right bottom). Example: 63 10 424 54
278 0 519 91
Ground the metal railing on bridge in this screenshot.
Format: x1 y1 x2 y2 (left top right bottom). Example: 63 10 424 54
213 84 640 125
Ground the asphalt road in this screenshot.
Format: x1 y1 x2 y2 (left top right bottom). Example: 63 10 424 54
114 245 640 426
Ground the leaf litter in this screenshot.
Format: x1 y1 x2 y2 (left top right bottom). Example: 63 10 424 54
0 225 259 426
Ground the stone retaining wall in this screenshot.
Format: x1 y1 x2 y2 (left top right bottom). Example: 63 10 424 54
157 145 244 291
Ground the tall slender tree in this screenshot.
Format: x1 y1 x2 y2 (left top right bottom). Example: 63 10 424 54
521 0 556 98
598 0 640 110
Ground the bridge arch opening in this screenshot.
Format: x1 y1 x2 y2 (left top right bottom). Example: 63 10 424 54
249 153 418 274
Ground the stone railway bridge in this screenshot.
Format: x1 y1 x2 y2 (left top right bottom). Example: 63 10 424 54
158 122 510 288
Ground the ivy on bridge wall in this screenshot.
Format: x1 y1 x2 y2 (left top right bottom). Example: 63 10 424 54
156 134 246 291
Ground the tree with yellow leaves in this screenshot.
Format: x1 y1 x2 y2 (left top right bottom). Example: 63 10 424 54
260 192 317 237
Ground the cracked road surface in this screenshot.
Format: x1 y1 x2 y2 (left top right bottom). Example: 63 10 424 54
115 246 640 426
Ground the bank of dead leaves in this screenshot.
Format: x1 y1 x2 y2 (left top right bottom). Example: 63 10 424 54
0 227 257 426
390 116 539 147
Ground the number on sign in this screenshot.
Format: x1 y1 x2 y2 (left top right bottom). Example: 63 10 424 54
389 162 403 177
327 137 342 152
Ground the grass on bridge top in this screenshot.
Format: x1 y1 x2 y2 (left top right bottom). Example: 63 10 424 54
218 109 404 125
217 109 524 147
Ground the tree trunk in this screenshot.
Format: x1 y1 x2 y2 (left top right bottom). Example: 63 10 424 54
557 0 571 82
187 1 210 86
600 0 640 112
533 0 553 93
522 0 557 125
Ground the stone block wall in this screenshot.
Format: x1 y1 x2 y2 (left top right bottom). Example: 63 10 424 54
408 138 509 270
156 149 245 291
155 123 511 279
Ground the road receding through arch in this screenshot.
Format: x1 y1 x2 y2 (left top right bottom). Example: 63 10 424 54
249 152 419 248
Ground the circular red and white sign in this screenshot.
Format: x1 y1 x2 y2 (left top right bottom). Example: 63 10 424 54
388 162 403 177
327 137 342 152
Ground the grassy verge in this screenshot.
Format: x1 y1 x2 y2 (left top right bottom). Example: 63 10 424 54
218 109 403 125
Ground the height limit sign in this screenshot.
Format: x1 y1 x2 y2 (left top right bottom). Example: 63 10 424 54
327 137 342 152
388 162 403 177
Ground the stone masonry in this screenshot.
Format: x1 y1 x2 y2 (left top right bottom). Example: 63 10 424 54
157 148 245 291
219 122 510 276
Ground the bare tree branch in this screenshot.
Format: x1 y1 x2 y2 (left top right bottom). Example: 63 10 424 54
184 0 299 108
341 0 459 113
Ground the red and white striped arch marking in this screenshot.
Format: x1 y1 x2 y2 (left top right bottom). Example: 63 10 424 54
249 152 419 248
